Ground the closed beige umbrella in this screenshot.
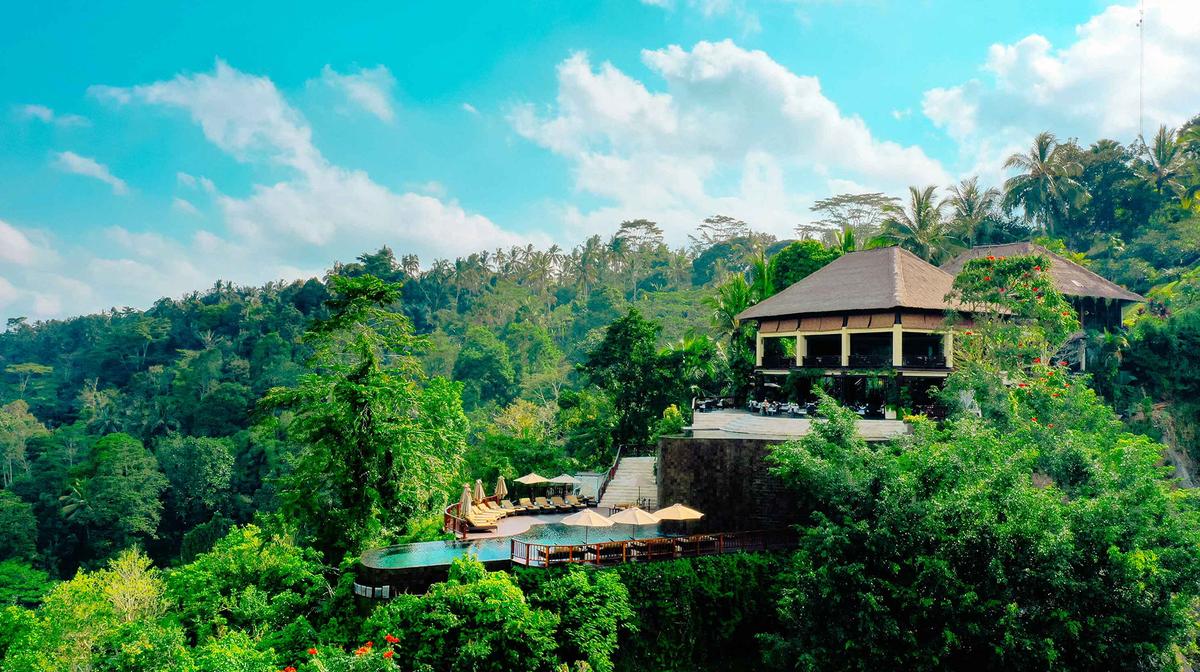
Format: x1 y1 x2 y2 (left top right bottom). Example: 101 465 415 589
473 479 486 503
653 503 704 521
560 508 613 544
609 506 658 540
457 484 473 538
494 475 508 500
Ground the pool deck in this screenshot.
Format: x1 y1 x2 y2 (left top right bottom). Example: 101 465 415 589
459 511 582 541
686 409 908 441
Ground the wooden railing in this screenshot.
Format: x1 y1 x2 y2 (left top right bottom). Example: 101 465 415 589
510 529 797 568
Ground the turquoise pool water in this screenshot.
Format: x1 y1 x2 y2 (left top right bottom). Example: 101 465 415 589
361 522 665 569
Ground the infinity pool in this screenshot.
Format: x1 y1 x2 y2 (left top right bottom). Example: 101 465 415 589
361 522 665 569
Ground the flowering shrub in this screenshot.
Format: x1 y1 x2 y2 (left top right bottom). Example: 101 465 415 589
947 253 1079 371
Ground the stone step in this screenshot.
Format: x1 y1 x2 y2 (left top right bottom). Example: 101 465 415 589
599 455 657 509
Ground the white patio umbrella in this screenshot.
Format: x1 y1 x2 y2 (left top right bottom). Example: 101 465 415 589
653 503 704 521
514 472 549 485
548 473 580 495
494 475 508 500
473 479 486 503
609 506 658 540
560 508 614 544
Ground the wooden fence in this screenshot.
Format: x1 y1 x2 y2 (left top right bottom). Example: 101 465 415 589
510 528 797 568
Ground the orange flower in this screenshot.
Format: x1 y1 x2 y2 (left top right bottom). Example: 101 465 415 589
385 634 399 644
308 648 318 656
1031 417 1038 423
384 651 395 659
983 276 991 281
986 255 995 261
1034 265 1041 271
1047 423 1054 428
283 668 297 672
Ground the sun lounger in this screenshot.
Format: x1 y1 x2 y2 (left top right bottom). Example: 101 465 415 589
518 497 544 512
470 505 505 521
464 516 497 532
549 496 574 511
534 496 557 511
500 499 526 514
483 501 506 514
565 495 587 509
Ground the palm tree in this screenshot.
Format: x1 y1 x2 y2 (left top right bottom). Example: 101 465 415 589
1138 125 1186 195
705 274 753 340
943 176 1001 246
881 186 960 263
1002 131 1086 237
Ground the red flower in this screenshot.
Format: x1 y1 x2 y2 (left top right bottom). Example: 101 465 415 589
1059 360 1068 366
385 634 399 644
384 651 395 659
999 288 1006 293
1034 265 1042 271
366 641 374 648
308 648 318 656
1033 357 1041 363
1052 393 1060 397
355 647 369 657
987 255 996 261
283 668 297 672
1061 311 1070 317
983 276 991 281
965 330 973 335
1047 423 1054 428
1018 383 1027 388
1032 417 1038 423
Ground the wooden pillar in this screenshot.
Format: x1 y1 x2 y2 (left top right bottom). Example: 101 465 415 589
755 332 764 366
891 324 904 367
944 331 954 368
840 330 850 367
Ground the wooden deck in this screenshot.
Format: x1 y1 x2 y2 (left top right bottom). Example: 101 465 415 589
510 529 797 568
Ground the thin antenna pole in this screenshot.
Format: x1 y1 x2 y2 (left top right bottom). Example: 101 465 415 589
1138 0 1145 140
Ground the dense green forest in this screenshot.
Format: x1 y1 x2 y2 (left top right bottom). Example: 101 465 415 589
2 117 1200 670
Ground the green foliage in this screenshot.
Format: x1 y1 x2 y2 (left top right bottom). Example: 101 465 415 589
607 554 783 672
157 434 234 530
948 252 1079 370
525 567 635 672
454 326 518 410
0 490 37 561
263 275 469 557
766 239 840 290
582 309 713 447
2 548 192 672
0 560 53 607
166 524 330 658
69 433 169 559
764 372 1200 671
652 404 686 441
363 556 560 672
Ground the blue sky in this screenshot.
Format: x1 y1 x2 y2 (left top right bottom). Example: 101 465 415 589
1 0 1198 320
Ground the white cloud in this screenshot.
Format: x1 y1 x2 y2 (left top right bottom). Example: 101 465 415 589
15 104 89 127
639 0 761 35
0 60 546 321
511 41 948 240
0 220 38 266
52 151 128 195
890 108 911 120
172 197 200 215
318 64 397 123
178 171 217 193
0 277 17 308
923 0 1200 177
461 102 479 115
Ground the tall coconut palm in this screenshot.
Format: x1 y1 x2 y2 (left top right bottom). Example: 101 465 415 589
1138 125 1186 195
1002 131 1086 237
944 176 1001 246
881 186 960 263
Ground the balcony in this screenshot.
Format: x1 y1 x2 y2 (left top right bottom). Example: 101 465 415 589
848 353 890 368
902 354 947 369
802 354 842 368
760 353 794 369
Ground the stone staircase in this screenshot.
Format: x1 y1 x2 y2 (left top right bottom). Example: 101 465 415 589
598 456 657 510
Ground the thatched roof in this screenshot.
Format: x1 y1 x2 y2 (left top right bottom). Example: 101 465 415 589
941 243 1144 303
736 247 959 321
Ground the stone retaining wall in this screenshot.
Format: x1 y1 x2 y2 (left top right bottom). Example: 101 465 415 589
657 436 797 532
